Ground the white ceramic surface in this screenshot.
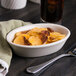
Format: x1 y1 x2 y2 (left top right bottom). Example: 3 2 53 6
1 0 27 9
6 23 71 57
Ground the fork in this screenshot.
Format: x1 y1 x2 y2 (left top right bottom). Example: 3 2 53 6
26 43 76 74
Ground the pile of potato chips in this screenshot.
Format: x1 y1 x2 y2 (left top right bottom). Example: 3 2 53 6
13 27 65 46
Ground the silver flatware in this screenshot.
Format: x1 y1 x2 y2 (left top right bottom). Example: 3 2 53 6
26 43 76 74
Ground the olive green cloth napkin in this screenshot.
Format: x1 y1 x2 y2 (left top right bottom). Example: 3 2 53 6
0 20 31 76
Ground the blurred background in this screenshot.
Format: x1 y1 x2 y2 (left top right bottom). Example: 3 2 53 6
0 0 75 25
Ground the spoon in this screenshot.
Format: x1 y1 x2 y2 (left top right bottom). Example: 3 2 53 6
26 43 76 74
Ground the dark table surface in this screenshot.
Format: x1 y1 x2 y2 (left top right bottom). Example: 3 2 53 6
0 0 76 76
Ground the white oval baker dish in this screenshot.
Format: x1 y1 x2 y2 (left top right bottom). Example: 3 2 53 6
6 23 71 57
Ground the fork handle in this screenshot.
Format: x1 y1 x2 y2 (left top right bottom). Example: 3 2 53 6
27 43 76 74
26 54 71 74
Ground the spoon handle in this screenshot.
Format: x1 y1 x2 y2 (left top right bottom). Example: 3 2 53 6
27 54 71 74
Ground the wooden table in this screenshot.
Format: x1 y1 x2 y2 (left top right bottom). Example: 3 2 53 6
0 1 76 76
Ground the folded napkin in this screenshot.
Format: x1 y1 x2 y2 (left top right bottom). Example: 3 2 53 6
0 20 31 76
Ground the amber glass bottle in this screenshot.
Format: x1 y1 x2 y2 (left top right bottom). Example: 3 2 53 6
41 0 64 23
